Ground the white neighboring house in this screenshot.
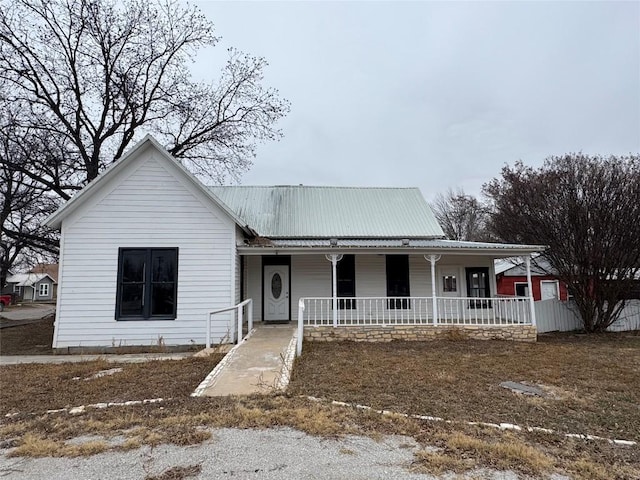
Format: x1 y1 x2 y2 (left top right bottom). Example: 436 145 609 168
46 135 544 350
5 273 57 303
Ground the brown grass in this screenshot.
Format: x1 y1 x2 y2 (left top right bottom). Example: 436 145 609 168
145 464 202 480
0 395 638 478
0 317 54 355
0 355 224 415
288 334 640 441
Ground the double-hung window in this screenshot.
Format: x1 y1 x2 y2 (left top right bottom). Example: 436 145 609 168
38 283 49 297
116 248 178 320
386 255 410 309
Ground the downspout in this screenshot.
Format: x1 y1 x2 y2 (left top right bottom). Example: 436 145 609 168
325 254 343 327
525 255 537 327
426 254 441 325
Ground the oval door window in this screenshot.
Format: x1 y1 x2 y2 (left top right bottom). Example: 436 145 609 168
271 273 282 299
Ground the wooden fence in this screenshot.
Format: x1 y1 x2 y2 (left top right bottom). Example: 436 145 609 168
535 299 640 333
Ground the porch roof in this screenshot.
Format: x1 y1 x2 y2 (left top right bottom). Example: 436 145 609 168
237 238 546 257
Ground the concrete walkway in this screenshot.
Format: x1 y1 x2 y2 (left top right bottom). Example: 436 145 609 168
201 323 297 396
0 304 55 324
0 352 193 365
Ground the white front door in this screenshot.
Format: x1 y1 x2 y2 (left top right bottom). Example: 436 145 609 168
264 265 290 321
540 280 559 300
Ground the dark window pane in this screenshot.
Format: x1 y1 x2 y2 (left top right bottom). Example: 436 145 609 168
443 275 457 292
152 250 176 282
151 283 175 316
122 251 145 282
121 284 144 316
386 255 410 297
337 255 356 297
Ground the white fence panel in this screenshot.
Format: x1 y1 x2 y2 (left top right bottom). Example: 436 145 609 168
608 300 640 332
535 299 640 333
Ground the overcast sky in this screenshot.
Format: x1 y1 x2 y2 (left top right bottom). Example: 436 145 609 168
190 1 640 199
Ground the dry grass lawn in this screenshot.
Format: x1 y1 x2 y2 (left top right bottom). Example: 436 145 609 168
1 333 639 479
0 317 55 355
0 355 223 415
288 333 640 441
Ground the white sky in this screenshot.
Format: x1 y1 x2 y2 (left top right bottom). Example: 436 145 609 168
190 1 640 199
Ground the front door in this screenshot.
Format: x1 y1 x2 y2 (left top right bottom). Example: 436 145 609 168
465 267 491 308
264 265 290 321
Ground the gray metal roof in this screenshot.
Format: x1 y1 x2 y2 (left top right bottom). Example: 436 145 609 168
209 186 445 238
237 238 546 256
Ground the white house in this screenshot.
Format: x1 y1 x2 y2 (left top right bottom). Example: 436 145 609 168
46 136 544 350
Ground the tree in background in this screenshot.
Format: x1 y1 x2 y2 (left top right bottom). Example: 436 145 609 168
431 188 491 241
0 0 289 279
0 100 59 289
484 154 640 333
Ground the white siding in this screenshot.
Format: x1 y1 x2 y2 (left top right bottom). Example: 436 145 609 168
245 256 262 323
54 153 236 348
291 256 331 321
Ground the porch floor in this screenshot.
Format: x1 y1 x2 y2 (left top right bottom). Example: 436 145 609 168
201 323 296 396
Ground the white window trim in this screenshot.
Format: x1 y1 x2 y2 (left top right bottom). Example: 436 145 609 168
38 283 50 297
514 281 529 297
540 280 560 300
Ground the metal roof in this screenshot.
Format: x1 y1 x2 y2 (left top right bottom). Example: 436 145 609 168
6 273 56 286
209 186 445 238
237 238 546 256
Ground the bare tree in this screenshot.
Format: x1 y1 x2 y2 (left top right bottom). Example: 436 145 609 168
0 105 59 287
431 188 490 241
484 155 640 333
0 0 289 274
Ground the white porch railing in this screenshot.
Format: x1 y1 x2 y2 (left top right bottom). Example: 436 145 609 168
297 296 533 355
206 298 253 348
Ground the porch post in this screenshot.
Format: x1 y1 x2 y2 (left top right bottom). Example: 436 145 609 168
427 254 441 325
525 255 537 326
325 254 344 328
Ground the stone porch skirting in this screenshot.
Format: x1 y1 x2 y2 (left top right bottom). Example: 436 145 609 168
304 325 537 343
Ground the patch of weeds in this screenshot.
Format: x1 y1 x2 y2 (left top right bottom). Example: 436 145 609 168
7 434 110 458
412 450 472 475
339 448 356 455
145 464 202 480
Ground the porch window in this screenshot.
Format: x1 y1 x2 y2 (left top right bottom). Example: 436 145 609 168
443 275 457 292
38 283 49 297
116 248 178 320
336 254 356 309
386 255 410 309
466 267 491 308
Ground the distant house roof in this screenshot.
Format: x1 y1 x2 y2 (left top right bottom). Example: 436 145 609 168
210 186 445 239
28 264 59 283
6 273 56 287
494 255 556 276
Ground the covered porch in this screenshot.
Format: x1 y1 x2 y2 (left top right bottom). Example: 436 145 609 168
238 239 543 351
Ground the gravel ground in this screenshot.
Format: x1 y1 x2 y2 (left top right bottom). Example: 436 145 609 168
0 427 560 480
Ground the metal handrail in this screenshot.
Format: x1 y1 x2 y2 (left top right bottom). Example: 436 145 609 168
206 298 253 348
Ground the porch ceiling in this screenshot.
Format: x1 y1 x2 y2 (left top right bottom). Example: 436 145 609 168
237 238 546 257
